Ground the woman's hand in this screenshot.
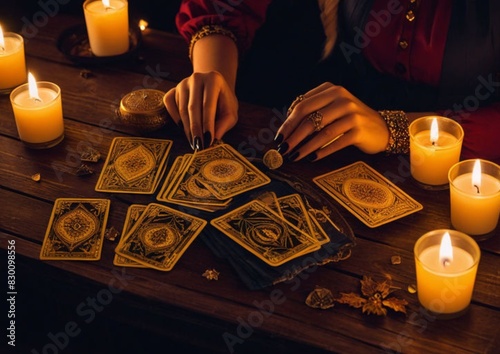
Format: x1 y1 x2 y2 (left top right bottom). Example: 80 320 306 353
275 82 390 161
163 70 239 150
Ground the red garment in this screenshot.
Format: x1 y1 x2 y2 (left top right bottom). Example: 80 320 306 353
176 0 500 163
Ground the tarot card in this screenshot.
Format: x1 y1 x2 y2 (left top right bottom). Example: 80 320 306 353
40 198 110 261
278 194 329 245
95 137 172 194
211 200 320 267
115 203 207 271
313 161 423 228
169 144 270 200
255 191 283 218
113 204 148 268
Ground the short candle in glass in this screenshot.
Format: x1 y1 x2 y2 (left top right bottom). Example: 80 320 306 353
83 0 129 56
10 73 64 149
409 116 464 190
0 26 27 93
414 229 480 319
448 159 500 239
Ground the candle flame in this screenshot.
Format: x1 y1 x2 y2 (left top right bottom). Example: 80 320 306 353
430 118 439 145
0 25 5 51
472 159 482 194
139 19 149 31
28 72 41 102
102 0 111 7
439 231 453 267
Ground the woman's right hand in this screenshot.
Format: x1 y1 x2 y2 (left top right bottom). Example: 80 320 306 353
163 70 239 150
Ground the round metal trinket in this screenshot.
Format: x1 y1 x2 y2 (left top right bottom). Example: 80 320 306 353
263 149 283 170
116 89 168 132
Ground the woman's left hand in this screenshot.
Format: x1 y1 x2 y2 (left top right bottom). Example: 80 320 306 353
275 82 390 161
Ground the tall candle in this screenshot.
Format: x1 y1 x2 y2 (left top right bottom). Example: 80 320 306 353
449 159 500 237
414 229 480 318
10 73 64 148
0 26 27 92
83 0 129 56
410 116 464 189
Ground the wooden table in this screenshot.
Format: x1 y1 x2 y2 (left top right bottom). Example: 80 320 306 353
1 14 499 354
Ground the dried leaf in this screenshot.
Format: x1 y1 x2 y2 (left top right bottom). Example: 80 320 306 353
336 292 366 308
383 297 409 314
362 301 387 316
336 276 408 316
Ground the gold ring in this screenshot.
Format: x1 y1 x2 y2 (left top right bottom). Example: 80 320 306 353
287 94 305 116
307 111 324 132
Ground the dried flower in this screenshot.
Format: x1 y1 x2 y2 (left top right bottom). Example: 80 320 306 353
305 287 335 309
202 269 220 280
336 275 408 316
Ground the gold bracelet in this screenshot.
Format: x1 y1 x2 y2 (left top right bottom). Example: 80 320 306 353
189 25 237 60
378 110 409 154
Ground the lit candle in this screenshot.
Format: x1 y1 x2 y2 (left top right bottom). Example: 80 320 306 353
449 159 500 237
0 25 27 92
83 0 129 56
414 229 480 318
10 73 64 149
409 116 464 189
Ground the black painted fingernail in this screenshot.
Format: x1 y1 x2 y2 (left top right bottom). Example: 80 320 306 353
193 136 202 151
306 152 317 162
287 151 299 162
203 131 212 148
274 133 283 145
277 142 289 155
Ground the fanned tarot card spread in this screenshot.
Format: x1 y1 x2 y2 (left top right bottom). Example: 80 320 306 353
40 198 110 261
115 203 207 271
313 161 423 228
211 200 320 267
95 137 172 194
158 154 232 212
168 143 271 202
113 204 148 268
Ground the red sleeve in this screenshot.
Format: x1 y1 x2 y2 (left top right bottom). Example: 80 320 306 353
176 0 272 54
440 103 500 164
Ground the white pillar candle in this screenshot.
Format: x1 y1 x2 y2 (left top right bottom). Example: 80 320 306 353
449 159 500 237
83 0 129 57
0 26 27 92
410 116 464 189
414 229 480 318
10 73 64 148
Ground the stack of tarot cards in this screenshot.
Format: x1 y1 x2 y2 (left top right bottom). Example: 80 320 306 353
156 143 271 212
201 178 356 290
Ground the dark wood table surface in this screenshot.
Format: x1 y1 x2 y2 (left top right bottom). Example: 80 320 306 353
1 13 499 354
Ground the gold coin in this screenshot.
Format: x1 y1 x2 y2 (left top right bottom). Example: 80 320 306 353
263 149 283 170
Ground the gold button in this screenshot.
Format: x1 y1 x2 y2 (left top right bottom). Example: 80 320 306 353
399 40 408 49
406 10 415 21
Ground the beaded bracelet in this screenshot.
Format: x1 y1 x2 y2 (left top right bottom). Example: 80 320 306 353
378 110 410 154
189 25 237 60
